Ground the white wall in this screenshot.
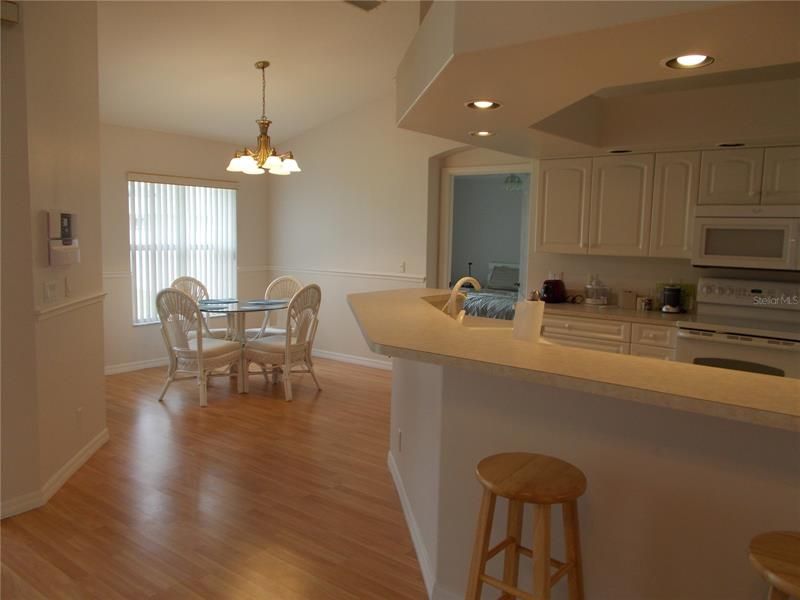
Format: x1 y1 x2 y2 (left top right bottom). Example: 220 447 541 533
450 174 528 286
263 94 457 363
100 124 271 371
388 358 444 596
2 1 107 517
1 10 41 510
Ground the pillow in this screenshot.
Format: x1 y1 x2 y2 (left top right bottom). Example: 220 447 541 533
487 265 519 291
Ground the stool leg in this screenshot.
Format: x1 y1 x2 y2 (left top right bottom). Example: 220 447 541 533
768 587 789 600
503 500 524 590
466 489 496 600
563 500 584 600
533 504 551 600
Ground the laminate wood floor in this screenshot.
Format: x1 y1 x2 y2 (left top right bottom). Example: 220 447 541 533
1 359 426 599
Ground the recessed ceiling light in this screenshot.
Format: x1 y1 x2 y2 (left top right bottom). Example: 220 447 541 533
466 99 502 110
608 149 632 154
717 142 745 148
469 131 495 137
665 54 714 69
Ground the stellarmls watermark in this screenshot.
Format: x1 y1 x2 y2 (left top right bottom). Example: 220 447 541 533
753 295 800 306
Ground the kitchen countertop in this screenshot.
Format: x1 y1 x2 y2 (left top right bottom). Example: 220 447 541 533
348 288 800 432
542 302 693 325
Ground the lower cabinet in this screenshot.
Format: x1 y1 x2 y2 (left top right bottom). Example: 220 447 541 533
630 343 676 361
543 315 677 359
544 331 630 354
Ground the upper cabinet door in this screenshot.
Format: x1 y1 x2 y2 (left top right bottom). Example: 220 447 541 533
698 148 764 205
535 158 591 254
762 146 800 205
588 154 654 256
649 152 699 258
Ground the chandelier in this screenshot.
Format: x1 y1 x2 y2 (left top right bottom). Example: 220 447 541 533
226 61 300 176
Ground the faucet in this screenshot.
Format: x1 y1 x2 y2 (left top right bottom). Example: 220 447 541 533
444 276 482 318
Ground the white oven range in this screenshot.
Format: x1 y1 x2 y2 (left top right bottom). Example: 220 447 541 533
676 277 800 378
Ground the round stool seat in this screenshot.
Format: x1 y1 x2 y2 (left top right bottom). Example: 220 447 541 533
476 452 587 504
749 531 800 597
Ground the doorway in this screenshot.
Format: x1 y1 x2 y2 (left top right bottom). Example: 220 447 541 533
439 166 531 292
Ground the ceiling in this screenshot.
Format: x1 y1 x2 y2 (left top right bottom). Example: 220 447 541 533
97 1 418 146
396 1 800 158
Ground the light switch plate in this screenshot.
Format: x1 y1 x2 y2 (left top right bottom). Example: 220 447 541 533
44 280 57 303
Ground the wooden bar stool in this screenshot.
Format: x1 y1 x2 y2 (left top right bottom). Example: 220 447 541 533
749 531 800 600
466 452 587 600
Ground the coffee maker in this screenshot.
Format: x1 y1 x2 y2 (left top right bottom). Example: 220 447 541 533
661 285 683 313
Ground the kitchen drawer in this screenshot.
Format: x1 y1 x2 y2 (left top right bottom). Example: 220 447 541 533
542 315 631 342
631 323 677 348
631 343 676 361
544 332 630 354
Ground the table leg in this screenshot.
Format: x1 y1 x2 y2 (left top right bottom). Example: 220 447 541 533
237 312 246 393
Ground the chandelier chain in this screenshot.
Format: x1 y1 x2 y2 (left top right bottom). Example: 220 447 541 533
261 66 266 119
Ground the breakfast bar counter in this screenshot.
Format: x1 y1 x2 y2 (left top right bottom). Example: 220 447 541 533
348 288 800 600
349 288 800 431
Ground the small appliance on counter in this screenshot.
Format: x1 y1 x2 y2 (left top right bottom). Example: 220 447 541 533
661 284 683 313
540 272 567 303
584 274 609 306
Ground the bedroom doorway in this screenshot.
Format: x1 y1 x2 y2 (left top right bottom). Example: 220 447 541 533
439 166 531 293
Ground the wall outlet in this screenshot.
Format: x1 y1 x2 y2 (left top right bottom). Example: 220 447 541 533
64 275 72 298
43 280 57 303
397 429 402 453
400 261 406 273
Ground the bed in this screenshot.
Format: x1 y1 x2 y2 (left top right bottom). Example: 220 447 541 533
462 263 520 321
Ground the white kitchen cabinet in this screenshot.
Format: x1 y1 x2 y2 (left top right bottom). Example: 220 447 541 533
698 148 764 205
630 344 675 361
542 315 631 355
631 323 677 348
588 154 654 256
535 158 591 254
542 315 630 342
544 332 630 355
762 146 800 205
649 152 699 258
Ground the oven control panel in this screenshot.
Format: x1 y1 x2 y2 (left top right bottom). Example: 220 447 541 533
697 278 800 310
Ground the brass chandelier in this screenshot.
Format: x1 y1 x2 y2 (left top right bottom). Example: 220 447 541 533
226 61 300 176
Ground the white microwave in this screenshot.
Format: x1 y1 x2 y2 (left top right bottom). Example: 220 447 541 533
692 217 799 270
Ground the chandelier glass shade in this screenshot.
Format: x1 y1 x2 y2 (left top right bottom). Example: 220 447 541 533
226 61 300 176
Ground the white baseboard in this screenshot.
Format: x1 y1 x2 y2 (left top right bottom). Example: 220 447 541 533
312 348 391 371
105 352 386 375
432 583 462 600
105 357 168 375
1 428 109 519
0 490 44 520
41 428 109 503
388 451 436 598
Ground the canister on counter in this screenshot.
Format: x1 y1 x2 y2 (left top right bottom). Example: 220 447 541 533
636 296 653 311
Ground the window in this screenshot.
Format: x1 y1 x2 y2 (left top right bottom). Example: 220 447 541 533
128 173 237 324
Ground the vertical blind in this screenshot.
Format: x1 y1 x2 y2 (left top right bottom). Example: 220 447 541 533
128 176 237 324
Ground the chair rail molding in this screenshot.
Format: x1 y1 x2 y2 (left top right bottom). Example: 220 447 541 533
34 291 107 322
102 271 131 279
241 265 426 284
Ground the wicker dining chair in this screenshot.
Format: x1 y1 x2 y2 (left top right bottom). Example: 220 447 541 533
243 283 322 401
171 276 227 339
245 275 303 340
156 288 242 407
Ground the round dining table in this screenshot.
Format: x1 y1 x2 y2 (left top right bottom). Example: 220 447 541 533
198 298 290 392
198 298 290 342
